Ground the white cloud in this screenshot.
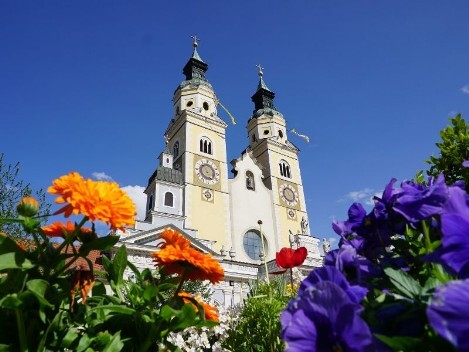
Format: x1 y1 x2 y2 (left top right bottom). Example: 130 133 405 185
92 172 114 182
461 85 469 94
339 188 383 206
346 188 374 202
122 185 146 220
365 192 383 206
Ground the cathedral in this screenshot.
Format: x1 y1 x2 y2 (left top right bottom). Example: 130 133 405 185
115 40 323 306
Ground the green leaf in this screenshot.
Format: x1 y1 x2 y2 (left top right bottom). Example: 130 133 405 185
92 280 107 296
0 252 34 270
384 267 422 299
102 332 125 352
143 285 158 302
0 293 23 309
112 245 127 285
0 235 26 254
62 328 80 348
88 304 136 315
26 279 53 307
375 334 422 350
79 235 119 253
102 254 112 275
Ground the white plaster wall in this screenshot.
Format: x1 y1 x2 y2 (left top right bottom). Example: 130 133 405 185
155 183 183 216
229 152 279 263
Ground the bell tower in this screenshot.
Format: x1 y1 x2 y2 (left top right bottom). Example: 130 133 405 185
247 66 310 248
164 37 231 252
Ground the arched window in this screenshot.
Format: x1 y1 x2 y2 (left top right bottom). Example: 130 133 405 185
243 230 267 260
279 160 292 178
199 137 213 155
173 141 179 158
164 192 174 207
246 171 255 190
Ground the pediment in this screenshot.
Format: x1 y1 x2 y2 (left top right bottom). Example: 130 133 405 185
117 223 217 255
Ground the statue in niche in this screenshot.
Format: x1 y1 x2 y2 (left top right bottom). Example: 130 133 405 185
301 216 310 235
322 238 331 254
246 171 255 190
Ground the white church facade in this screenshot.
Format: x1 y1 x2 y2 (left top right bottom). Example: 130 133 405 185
114 40 323 306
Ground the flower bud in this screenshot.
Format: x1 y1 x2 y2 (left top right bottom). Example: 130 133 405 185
17 197 39 217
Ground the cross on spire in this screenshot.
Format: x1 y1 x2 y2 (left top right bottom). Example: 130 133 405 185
191 35 200 48
256 64 264 77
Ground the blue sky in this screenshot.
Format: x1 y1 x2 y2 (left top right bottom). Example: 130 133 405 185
1 1 469 245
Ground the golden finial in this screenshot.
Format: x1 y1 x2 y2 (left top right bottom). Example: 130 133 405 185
191 35 199 48
256 64 264 77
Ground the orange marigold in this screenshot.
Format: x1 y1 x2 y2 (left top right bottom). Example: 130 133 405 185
70 269 95 312
151 229 224 284
158 228 191 250
48 172 136 231
178 292 219 322
17 196 39 217
42 221 92 238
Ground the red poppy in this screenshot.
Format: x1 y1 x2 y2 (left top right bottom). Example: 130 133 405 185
274 247 308 274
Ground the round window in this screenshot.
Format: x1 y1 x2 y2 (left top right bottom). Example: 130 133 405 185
203 102 209 110
263 129 270 135
186 101 193 107
278 130 284 138
243 230 267 260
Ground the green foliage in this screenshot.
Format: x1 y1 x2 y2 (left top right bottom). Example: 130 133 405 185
426 114 469 189
223 277 289 352
0 213 218 351
180 280 212 302
0 153 50 239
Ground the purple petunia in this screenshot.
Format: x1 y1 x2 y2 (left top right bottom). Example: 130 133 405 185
392 174 448 223
281 280 374 352
428 184 469 278
299 266 368 304
333 201 394 260
324 243 379 285
427 280 469 350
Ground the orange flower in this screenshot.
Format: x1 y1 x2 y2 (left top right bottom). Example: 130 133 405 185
48 172 136 230
42 221 93 238
178 292 219 322
151 229 224 284
158 228 191 250
17 196 39 217
70 269 95 312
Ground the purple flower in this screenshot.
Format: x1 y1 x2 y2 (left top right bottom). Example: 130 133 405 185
463 160 469 168
300 266 367 305
373 178 398 221
429 185 469 277
325 243 379 285
333 202 394 260
427 280 469 350
281 280 374 352
333 203 367 237
393 174 448 223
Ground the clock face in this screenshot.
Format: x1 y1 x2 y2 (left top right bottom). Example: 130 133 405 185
279 183 299 206
195 159 220 185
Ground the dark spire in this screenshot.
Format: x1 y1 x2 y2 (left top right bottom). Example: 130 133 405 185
251 65 277 113
182 35 208 82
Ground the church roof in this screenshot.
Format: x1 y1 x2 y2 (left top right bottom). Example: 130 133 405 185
251 70 280 117
148 166 183 186
118 223 218 256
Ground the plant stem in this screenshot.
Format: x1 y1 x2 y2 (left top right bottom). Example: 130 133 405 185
289 268 294 298
173 268 187 298
422 220 432 254
15 309 27 352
